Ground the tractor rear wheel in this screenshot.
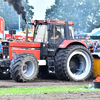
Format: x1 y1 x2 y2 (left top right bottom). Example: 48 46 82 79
10 53 38 82
55 50 67 80
62 45 94 81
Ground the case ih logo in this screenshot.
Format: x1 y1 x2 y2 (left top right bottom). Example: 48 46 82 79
0 17 4 35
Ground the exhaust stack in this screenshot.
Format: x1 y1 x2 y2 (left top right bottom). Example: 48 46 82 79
25 21 28 42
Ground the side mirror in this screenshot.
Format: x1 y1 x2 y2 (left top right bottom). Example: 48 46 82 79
47 24 51 31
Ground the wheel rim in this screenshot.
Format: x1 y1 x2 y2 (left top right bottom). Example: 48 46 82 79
67 49 91 80
23 61 35 77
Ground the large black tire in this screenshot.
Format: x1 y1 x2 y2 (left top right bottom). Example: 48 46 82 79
55 50 67 80
38 66 57 79
10 53 39 82
62 45 94 81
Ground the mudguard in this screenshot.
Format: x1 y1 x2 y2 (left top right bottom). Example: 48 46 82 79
59 40 87 48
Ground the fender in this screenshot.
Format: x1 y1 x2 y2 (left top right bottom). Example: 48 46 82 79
59 40 87 48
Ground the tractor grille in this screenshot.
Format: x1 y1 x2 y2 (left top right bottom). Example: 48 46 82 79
3 47 9 59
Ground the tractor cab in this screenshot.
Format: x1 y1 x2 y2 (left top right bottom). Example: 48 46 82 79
32 20 74 43
31 20 74 57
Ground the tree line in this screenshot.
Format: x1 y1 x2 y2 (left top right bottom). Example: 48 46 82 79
1 0 100 33
45 0 100 32
0 0 34 30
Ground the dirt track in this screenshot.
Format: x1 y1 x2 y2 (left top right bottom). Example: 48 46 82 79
0 79 100 100
0 91 100 100
0 79 94 88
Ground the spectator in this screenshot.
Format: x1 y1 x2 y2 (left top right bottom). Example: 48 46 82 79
95 41 99 49
89 41 95 52
86 42 90 49
96 41 100 50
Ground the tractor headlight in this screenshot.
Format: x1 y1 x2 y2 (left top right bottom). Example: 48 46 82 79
7 56 9 59
3 55 9 59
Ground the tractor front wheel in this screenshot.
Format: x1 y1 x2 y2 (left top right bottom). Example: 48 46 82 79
10 53 39 82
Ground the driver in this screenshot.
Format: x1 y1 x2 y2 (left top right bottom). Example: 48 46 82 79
51 27 61 40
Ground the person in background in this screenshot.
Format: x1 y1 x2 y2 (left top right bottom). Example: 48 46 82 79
96 41 100 50
86 42 90 49
89 41 95 52
95 41 98 49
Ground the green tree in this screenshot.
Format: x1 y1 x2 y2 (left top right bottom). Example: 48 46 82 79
45 0 100 32
0 0 34 30
0 0 19 30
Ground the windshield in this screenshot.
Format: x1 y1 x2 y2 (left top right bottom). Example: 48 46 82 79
34 25 48 43
69 26 74 39
49 24 65 44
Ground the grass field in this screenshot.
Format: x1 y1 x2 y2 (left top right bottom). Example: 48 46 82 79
0 86 100 96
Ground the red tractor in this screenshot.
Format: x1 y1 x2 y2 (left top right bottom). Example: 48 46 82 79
1 20 94 82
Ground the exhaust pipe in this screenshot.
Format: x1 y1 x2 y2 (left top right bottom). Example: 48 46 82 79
25 21 28 42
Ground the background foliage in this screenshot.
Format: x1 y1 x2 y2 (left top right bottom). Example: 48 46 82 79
45 0 100 32
0 0 34 30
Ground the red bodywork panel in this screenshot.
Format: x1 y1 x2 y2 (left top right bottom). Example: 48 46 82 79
9 42 40 48
5 34 33 40
59 40 87 48
32 20 73 25
7 42 41 60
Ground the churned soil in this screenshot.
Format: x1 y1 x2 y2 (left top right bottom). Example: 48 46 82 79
0 79 94 88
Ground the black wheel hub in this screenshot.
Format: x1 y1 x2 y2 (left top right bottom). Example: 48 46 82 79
69 56 80 73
